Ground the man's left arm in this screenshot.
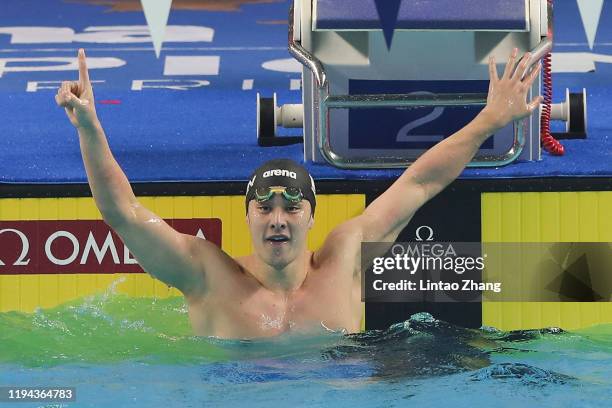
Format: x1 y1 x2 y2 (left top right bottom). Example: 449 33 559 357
341 49 543 246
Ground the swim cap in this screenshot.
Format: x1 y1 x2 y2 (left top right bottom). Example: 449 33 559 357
245 159 316 215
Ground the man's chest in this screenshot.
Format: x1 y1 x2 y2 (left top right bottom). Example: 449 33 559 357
193 270 360 337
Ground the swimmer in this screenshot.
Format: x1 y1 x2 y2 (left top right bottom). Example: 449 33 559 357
56 48 541 339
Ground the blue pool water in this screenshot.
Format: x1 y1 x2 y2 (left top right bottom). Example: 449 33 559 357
1 291 611 408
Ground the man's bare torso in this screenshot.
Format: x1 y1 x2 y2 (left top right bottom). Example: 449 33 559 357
184 250 362 339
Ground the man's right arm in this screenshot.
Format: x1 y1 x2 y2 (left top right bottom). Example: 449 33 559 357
56 49 227 297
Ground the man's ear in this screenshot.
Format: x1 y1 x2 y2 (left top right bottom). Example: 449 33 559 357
308 215 314 230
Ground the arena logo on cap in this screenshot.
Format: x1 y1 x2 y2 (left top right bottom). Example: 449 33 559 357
246 175 257 191
263 169 297 179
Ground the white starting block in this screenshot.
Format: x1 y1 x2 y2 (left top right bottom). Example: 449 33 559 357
262 0 556 168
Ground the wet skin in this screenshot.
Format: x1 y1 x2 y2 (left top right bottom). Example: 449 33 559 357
185 194 363 338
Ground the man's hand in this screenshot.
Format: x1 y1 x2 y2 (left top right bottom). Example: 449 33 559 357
482 48 543 131
55 48 99 130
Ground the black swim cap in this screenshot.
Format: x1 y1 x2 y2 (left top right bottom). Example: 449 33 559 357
245 159 316 215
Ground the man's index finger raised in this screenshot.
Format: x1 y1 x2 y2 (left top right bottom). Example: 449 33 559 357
78 48 91 87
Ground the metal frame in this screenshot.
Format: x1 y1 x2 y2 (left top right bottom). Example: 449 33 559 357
288 4 551 169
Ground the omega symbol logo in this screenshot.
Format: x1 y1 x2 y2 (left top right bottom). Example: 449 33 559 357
415 225 434 242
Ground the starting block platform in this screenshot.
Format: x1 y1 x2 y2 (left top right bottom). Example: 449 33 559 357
314 0 529 31
268 0 552 168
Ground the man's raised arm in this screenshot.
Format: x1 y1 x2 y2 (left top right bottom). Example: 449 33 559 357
56 49 138 226
350 49 543 243
54 49 222 297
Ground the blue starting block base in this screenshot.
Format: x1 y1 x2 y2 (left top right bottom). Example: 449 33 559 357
347 80 494 150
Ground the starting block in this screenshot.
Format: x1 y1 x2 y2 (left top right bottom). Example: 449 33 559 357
259 0 555 168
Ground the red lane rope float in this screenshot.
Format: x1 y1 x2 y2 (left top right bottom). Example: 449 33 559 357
540 0 564 155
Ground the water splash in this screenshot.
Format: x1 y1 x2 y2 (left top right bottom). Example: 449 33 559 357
470 362 574 386
1 287 611 394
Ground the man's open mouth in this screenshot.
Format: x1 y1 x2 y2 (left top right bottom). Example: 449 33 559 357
266 235 290 243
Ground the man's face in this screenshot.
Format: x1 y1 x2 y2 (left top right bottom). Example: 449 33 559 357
246 192 313 269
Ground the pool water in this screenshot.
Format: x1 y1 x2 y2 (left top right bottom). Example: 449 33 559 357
1 287 611 408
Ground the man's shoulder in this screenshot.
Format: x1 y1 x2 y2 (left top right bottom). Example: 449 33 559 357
313 222 363 267
182 241 251 294
234 254 255 271
323 219 364 250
